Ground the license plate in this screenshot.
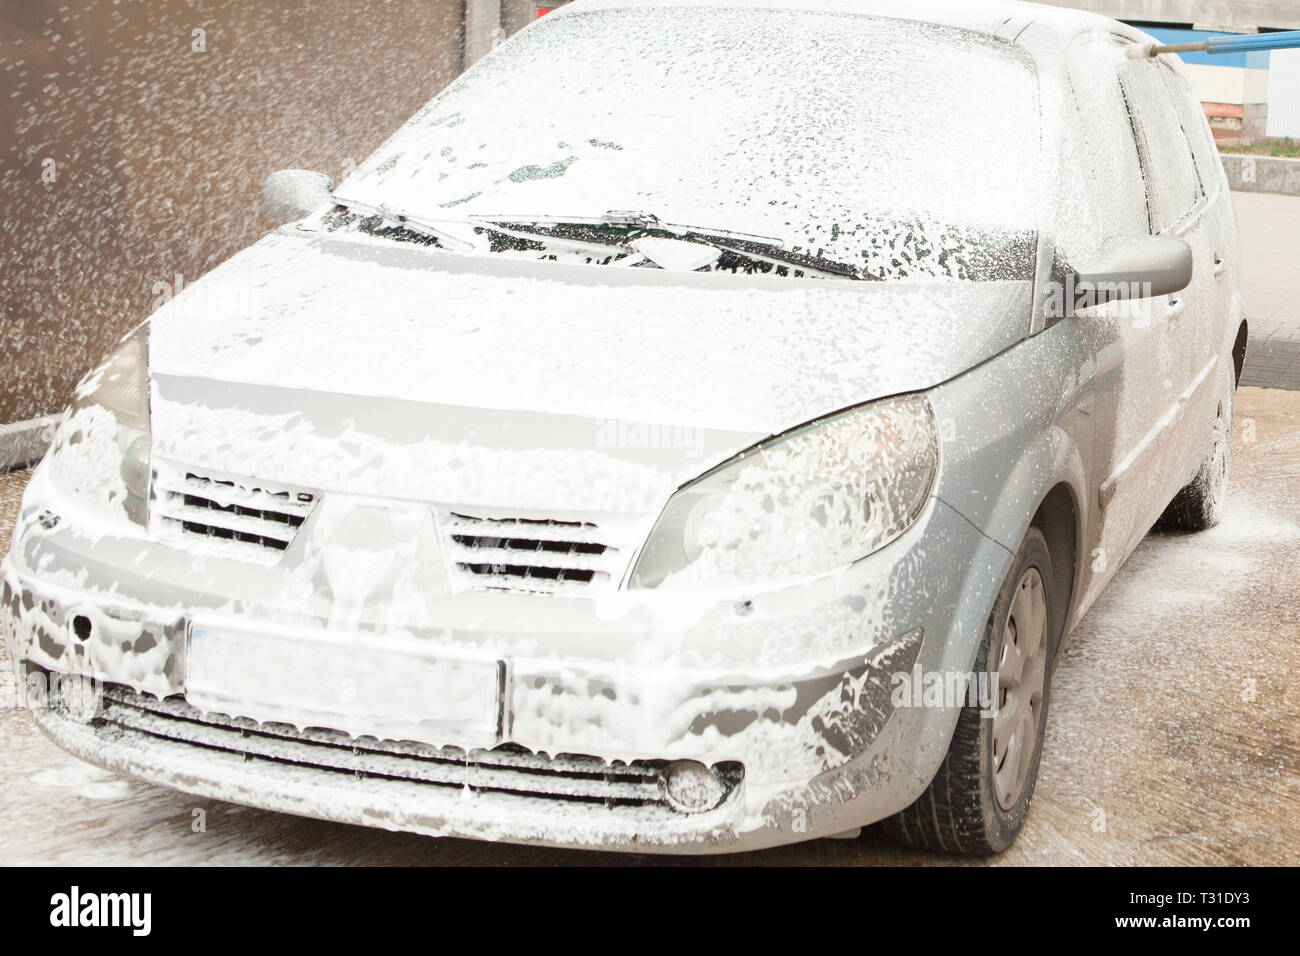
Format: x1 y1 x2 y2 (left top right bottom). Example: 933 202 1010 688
186 622 502 746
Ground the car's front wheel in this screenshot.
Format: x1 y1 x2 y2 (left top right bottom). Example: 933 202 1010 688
880 527 1057 855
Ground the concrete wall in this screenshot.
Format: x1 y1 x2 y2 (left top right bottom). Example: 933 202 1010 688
0 0 466 436
467 0 512 66
1221 153 1300 192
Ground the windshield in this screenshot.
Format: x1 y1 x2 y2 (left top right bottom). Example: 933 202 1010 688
337 7 1044 281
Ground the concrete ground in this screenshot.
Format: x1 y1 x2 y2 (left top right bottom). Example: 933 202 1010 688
1 193 1297 865
1234 191 1300 389
1 387 1297 866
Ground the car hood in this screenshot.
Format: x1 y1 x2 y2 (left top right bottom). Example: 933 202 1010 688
147 229 1030 514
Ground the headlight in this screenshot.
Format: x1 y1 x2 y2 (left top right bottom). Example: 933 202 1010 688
43 325 151 526
629 394 939 590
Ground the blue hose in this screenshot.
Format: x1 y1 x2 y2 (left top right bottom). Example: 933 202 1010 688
1204 30 1300 55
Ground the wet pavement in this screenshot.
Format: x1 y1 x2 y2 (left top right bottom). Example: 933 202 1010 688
1235 191 1300 390
1 387 1297 865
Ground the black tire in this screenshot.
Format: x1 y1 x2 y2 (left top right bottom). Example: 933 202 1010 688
1158 364 1235 532
880 527 1058 855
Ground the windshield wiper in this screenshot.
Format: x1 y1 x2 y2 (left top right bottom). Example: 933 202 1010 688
696 233 862 280
329 197 476 252
471 220 639 260
468 211 863 280
327 202 862 279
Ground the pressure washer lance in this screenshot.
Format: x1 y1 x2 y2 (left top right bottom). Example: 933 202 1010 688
1130 29 1300 58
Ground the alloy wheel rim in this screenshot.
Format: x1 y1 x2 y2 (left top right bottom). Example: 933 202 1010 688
991 566 1048 811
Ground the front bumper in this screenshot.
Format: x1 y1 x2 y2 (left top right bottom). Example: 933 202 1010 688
2 480 1013 853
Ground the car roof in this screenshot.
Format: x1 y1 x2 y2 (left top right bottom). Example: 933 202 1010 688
555 0 1156 63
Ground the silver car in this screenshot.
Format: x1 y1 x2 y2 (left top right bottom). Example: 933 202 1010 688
2 0 1244 855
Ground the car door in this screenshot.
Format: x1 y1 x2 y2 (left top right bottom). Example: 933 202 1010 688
1160 63 1236 433
1096 53 1215 561
1061 35 1198 603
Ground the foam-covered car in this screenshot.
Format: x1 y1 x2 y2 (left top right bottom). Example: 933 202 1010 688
2 0 1245 854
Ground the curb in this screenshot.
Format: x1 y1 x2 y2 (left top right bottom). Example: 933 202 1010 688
0 415 60 473
1222 154 1300 196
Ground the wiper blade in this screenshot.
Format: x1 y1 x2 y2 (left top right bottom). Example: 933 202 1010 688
597 210 792 248
473 220 637 258
467 211 862 280
469 210 782 246
330 197 476 252
700 235 862 280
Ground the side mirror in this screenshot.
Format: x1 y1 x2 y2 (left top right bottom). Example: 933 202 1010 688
1063 236 1193 313
262 169 334 226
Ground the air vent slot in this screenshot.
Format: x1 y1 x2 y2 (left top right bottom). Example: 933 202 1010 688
442 512 622 593
153 467 316 559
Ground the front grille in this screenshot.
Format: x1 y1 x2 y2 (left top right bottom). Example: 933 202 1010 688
442 512 624 593
89 684 742 813
153 468 316 557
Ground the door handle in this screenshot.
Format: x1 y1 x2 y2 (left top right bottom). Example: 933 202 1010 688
1166 296 1187 321
1213 253 1226 277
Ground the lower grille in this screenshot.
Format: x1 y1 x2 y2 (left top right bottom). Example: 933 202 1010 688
442 512 624 593
91 684 742 813
153 467 316 558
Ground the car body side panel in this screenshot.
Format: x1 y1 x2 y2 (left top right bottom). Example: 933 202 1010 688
932 29 1242 634
928 316 1094 620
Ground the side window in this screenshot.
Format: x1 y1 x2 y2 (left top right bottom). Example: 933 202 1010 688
1058 35 1150 262
1161 65 1223 201
1119 59 1204 232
